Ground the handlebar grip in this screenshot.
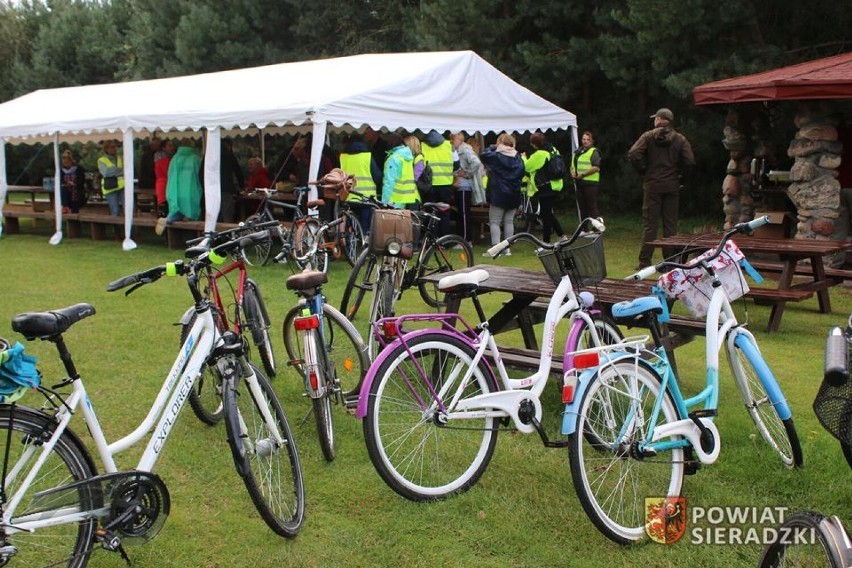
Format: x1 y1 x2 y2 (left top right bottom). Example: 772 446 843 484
486 240 509 258
740 215 770 233
106 273 140 292
824 326 849 387
626 265 658 281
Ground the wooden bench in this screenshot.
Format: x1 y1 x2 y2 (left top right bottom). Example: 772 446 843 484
2 204 56 233
750 259 852 283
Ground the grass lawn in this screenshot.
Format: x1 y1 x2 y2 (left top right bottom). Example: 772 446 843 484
0 214 850 567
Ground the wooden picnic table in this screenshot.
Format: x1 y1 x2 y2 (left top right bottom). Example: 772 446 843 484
646 234 852 333
4 185 55 212
419 264 704 371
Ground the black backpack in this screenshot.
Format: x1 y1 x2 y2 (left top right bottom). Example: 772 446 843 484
536 148 566 187
416 162 433 195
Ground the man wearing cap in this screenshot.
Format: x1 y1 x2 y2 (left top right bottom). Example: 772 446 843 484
628 108 695 270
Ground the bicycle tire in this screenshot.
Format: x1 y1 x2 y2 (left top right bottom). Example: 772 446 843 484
368 269 396 360
569 359 685 544
342 211 366 266
243 280 277 378
182 313 225 425
0 406 98 568
728 331 803 468
294 218 328 273
244 214 274 266
311 341 337 461
282 302 369 404
363 332 500 501
417 235 473 308
222 359 305 537
758 510 852 568
340 248 378 321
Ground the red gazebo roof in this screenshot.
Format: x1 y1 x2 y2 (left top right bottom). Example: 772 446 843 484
693 52 852 105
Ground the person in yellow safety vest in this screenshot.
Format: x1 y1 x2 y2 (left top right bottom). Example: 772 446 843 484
381 133 417 209
339 133 382 232
570 130 602 221
524 131 565 243
97 139 125 217
421 129 454 236
404 135 425 206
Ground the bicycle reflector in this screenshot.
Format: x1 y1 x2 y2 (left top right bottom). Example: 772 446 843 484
574 352 600 369
381 321 398 338
293 315 319 331
562 371 578 404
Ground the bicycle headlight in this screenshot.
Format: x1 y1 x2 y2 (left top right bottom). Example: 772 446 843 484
387 241 402 256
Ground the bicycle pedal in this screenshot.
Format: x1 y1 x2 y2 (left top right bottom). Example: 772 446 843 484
688 409 717 419
684 461 702 475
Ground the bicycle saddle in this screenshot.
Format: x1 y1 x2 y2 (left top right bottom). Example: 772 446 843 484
286 270 328 291
12 303 96 339
438 269 489 293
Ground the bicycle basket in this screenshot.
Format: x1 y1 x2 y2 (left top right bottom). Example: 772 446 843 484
536 233 606 287
814 371 852 450
369 209 419 256
657 240 750 318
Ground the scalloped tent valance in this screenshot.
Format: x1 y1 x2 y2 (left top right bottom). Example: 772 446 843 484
0 51 576 249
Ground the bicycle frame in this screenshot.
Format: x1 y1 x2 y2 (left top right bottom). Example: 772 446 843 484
356 272 608 434
186 257 249 335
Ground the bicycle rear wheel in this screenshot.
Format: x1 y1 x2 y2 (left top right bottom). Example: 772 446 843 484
222 360 305 537
569 360 684 544
294 218 328 273
341 211 366 266
282 302 369 406
340 248 378 321
362 333 499 501
243 280 276 378
417 235 473 308
758 510 851 568
0 407 98 568
728 331 803 468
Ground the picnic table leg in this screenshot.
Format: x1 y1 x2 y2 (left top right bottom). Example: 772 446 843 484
488 296 537 349
766 257 796 333
809 255 832 313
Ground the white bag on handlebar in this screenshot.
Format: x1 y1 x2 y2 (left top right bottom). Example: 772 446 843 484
657 240 750 317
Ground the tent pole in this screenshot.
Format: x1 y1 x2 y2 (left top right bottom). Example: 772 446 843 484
122 129 137 250
204 128 222 232
308 118 327 207
0 138 5 237
48 133 63 245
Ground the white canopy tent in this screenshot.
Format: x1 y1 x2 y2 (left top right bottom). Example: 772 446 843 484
0 50 577 249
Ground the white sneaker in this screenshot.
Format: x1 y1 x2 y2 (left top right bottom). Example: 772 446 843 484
155 217 167 236
504 249 512 256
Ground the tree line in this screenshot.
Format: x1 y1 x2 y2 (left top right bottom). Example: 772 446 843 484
0 0 849 215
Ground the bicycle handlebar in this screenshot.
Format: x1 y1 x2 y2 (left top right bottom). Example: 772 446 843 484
825 325 849 387
184 219 280 250
486 217 605 258
624 215 770 281
107 229 270 294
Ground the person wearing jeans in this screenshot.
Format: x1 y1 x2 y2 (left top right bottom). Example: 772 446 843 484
478 133 524 255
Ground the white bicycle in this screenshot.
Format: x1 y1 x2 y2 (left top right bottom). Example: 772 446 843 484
0 230 304 567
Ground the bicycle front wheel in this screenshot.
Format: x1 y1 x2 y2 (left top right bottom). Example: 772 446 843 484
182 313 224 425
282 302 369 406
362 333 500 501
417 235 473 308
294 218 328 273
244 214 274 266
569 360 684 544
223 360 305 537
368 269 396 359
0 407 98 568
728 331 803 468
758 510 852 568
243 280 277 378
340 248 378 321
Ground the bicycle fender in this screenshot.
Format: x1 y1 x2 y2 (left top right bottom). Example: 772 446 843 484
355 328 487 419
179 306 195 327
560 350 647 436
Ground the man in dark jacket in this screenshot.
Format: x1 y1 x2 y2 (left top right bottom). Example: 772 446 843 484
628 108 695 269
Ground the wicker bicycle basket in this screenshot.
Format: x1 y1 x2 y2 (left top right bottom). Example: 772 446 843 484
536 233 606 287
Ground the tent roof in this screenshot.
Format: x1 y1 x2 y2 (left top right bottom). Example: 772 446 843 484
693 51 852 105
0 51 576 143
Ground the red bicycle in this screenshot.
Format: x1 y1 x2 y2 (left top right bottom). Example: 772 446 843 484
181 221 278 424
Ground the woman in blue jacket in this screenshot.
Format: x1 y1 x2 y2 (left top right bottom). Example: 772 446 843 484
479 133 524 255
